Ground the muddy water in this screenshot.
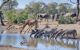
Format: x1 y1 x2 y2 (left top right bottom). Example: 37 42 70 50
0 34 79 50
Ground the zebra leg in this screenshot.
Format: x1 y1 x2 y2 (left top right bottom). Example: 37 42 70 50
30 33 34 38
66 33 68 39
60 32 65 39
34 33 38 38
73 33 77 39
73 34 75 39
55 33 60 39
73 32 77 39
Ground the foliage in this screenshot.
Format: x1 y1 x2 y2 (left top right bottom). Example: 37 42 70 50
47 2 58 14
25 2 72 18
28 13 36 19
17 11 28 23
2 0 18 10
2 1 74 24
5 10 28 24
58 3 72 13
5 10 16 23
58 16 75 24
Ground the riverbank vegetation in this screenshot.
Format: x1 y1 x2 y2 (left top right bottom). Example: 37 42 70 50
0 0 79 24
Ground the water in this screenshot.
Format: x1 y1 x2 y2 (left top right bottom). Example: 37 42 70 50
0 34 80 50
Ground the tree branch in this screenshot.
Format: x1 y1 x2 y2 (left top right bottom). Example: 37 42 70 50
69 0 76 4
69 0 80 4
0 0 10 9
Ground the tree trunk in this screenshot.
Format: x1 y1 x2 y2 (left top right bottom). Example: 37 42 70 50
76 0 79 21
0 17 5 26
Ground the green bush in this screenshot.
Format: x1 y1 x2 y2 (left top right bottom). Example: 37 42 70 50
5 10 28 24
5 10 17 23
17 11 28 23
58 16 75 24
17 16 28 23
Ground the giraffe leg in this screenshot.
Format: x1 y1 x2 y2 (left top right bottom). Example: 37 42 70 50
28 25 33 33
7 24 12 30
24 25 33 34
24 26 30 34
23 28 29 34
27 26 31 33
20 23 28 34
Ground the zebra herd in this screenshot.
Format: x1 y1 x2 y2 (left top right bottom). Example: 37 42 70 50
30 28 77 39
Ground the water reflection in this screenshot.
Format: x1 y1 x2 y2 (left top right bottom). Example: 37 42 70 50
0 34 79 50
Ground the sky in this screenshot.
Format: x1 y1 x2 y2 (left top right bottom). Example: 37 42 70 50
17 0 76 9
0 0 76 9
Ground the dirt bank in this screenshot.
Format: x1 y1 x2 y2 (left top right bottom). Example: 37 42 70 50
0 21 80 38
0 46 25 50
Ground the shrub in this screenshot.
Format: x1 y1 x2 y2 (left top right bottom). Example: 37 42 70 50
58 16 75 24
5 10 28 24
17 11 28 23
5 10 17 23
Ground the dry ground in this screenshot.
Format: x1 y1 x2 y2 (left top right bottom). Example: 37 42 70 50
0 46 25 50
0 21 80 38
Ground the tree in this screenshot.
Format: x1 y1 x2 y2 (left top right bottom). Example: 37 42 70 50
2 0 18 10
59 3 67 13
0 0 10 26
47 2 58 14
56 3 72 14
0 0 18 25
69 0 80 20
30 2 41 13
25 2 46 19
0 0 10 9
63 3 72 12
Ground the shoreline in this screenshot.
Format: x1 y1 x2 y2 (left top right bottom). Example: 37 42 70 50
0 46 25 50
0 22 80 38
